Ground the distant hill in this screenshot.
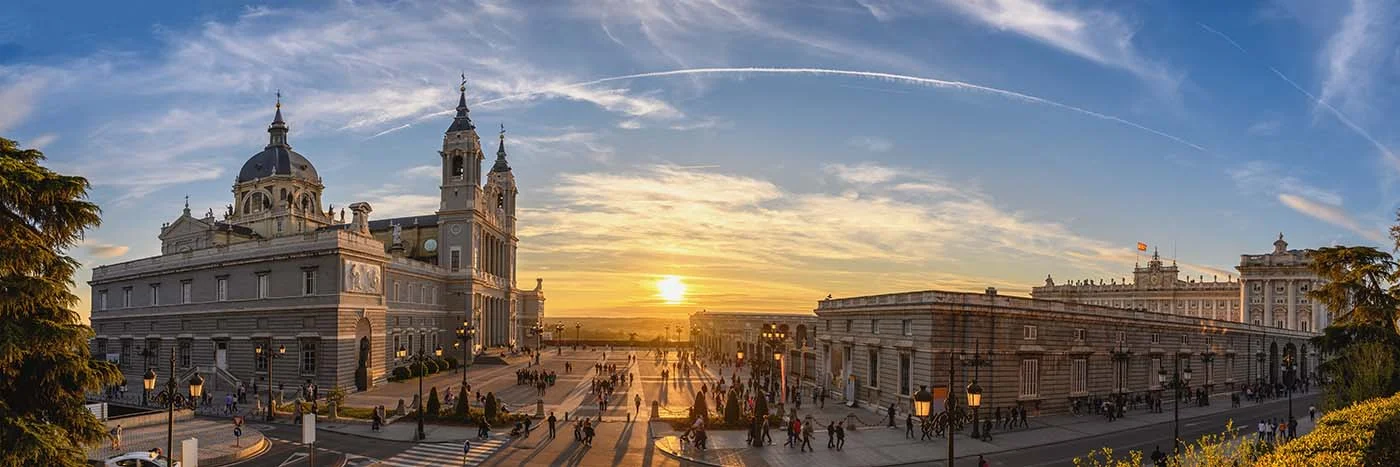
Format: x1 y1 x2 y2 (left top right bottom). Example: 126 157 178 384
543 317 691 342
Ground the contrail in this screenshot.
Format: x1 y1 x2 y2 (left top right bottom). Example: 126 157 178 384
368 123 412 140
1197 22 1247 53
465 67 1209 153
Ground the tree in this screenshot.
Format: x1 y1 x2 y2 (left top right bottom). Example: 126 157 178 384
0 137 122 465
484 392 498 422
453 386 469 418
1307 246 1399 328
1306 246 1400 409
691 388 708 422
426 387 441 418
724 389 741 425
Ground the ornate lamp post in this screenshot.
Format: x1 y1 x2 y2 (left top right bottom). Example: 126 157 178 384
736 349 744 367
574 322 581 348
145 353 202 465
254 344 286 422
1201 352 1217 405
1158 360 1193 454
530 322 545 352
760 323 788 401
554 323 565 354
962 342 991 440
1282 353 1296 427
912 385 933 440
138 347 158 406
399 345 443 440
455 320 476 386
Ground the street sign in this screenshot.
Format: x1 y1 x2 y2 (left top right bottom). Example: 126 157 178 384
234 427 243 438
302 413 316 444
463 440 472 454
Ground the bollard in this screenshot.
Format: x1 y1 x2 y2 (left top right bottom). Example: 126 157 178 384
328 401 338 420
536 399 545 417
650 400 660 419
395 399 406 416
181 438 198 467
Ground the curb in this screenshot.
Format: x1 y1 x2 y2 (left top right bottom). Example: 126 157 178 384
207 436 270 466
651 436 724 467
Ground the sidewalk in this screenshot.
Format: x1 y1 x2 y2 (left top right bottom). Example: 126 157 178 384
89 417 267 466
655 381 1321 466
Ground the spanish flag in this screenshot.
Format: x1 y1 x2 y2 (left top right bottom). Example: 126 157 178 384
1137 242 1148 252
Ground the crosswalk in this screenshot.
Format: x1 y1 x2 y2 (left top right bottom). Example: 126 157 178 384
377 438 507 466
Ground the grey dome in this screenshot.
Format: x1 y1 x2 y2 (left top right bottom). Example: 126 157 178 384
237 146 319 183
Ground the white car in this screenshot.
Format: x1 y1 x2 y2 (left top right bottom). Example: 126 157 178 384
102 451 181 467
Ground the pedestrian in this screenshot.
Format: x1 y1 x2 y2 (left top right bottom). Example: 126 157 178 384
1309 405 1316 422
827 421 836 449
478 416 491 439
548 412 558 438
784 417 797 447
906 412 914 438
763 416 774 445
801 416 814 452
1150 446 1165 466
1289 416 1297 440
584 419 595 446
978 455 990 467
835 421 846 451
524 417 533 437
109 424 122 450
887 403 897 427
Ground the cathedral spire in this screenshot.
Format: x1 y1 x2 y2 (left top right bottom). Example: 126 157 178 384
491 123 511 173
268 90 289 148
447 73 475 133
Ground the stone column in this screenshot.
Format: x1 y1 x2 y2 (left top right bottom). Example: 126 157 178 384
1262 279 1272 326
1286 279 1298 330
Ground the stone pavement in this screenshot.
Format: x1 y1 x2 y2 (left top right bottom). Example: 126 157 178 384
654 391 1321 467
90 416 267 466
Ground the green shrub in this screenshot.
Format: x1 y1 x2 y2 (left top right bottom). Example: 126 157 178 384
444 356 459 369
424 359 439 374
433 357 449 370
484 392 498 422
453 387 469 417
1255 392 1400 467
426 387 441 418
390 366 410 381
410 362 425 377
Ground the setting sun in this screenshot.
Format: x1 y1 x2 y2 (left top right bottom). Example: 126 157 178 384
656 275 687 304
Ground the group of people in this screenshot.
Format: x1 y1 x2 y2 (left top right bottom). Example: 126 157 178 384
516 368 557 396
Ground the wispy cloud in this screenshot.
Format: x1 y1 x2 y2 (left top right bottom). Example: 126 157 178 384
824 162 899 184
397 165 438 180
933 0 1178 92
1277 194 1385 243
1197 22 1247 53
1318 0 1399 122
847 136 893 153
0 73 46 133
1229 160 1342 206
1247 120 1280 136
84 243 130 259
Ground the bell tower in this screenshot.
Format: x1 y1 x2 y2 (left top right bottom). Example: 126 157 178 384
437 76 484 272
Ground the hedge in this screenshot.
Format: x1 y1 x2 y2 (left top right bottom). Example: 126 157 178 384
390 366 410 381
444 355 459 369
1254 392 1400 467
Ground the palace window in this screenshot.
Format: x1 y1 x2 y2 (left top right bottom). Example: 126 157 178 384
451 155 464 178
303 270 316 296
1181 335 1189 345
178 339 192 368
217 277 228 301
257 273 269 298
871 319 880 334
393 281 400 301
899 352 911 396
179 281 191 304
1074 328 1086 341
1022 325 1037 340
1225 355 1236 382
1205 359 1214 384
845 320 852 332
1019 358 1040 397
1116 331 1125 343
120 339 133 369
96 339 107 355
450 247 462 272
421 285 427 304
150 284 160 306
1151 333 1159 344
902 319 913 336
393 335 401 360
99 290 107 310
1114 357 1129 392
1275 320 1285 329
1070 358 1087 394
867 348 879 388
407 334 413 356
301 339 318 374
145 339 160 368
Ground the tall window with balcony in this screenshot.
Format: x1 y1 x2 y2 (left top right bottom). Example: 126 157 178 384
123 287 131 307
1150 357 1162 389
178 339 192 368
257 273 269 298
1019 358 1040 398
180 281 192 304
150 284 160 306
99 290 107 310
901 319 912 336
899 352 911 395
217 277 228 301
870 319 879 334
867 348 879 388
1070 358 1087 394
300 339 318 374
303 270 316 296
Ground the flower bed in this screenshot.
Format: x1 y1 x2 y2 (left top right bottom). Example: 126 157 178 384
1254 392 1400 467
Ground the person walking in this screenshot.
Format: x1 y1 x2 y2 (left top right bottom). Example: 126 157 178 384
887 403 896 427
1309 405 1316 422
523 417 533 438
905 412 914 438
826 421 836 449
548 412 558 438
478 416 491 439
1150 446 1165 466
978 455 990 467
835 421 846 451
583 419 595 446
801 416 814 452
109 424 122 450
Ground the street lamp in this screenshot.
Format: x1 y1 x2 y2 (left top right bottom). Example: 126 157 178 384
1282 353 1297 430
530 322 545 354
554 323 565 354
962 342 991 440
147 353 202 466
575 322 581 348
455 320 476 387
399 345 442 441
254 343 286 422
736 350 744 367
138 347 158 406
1158 360 1193 454
912 384 933 441
143 368 157 407
761 323 788 401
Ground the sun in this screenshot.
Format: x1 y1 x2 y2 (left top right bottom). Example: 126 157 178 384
657 275 687 304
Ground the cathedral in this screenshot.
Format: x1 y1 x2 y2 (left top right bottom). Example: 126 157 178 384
87 82 544 395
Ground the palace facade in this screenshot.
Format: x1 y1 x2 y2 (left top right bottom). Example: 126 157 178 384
88 84 544 395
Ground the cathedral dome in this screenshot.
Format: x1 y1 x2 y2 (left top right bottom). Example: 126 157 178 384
236 97 320 184
237 146 319 183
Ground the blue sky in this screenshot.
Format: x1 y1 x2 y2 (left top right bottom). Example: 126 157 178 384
3 0 1398 318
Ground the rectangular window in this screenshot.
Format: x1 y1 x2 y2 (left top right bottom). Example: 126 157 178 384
120 340 133 368
450 247 462 272
178 339 192 368
902 319 912 336
1181 335 1189 345
1023 325 1038 340
870 319 879 334
430 286 437 305
1114 357 1129 392
1116 331 1125 343
393 281 400 301
96 339 108 355
181 281 192 304
99 290 108 310
1074 328 1086 341
217 278 228 301
257 273 269 298
145 339 160 369
408 284 416 303
301 340 317 374
1150 357 1162 389
150 284 160 305
1151 333 1159 344
845 320 852 332
899 352 911 395
421 285 428 304
303 270 316 296
867 348 879 388
1205 359 1214 384
1019 358 1040 397
1071 358 1087 394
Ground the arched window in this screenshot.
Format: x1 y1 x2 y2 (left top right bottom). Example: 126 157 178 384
451 155 464 177
250 193 264 212
497 192 505 209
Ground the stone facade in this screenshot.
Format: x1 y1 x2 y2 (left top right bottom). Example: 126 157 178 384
693 288 1317 418
89 85 544 396
1031 234 1329 332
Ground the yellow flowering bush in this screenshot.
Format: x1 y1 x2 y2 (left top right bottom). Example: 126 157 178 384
1254 392 1400 467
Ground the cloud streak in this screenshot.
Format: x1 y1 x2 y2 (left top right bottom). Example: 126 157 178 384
1278 194 1385 243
